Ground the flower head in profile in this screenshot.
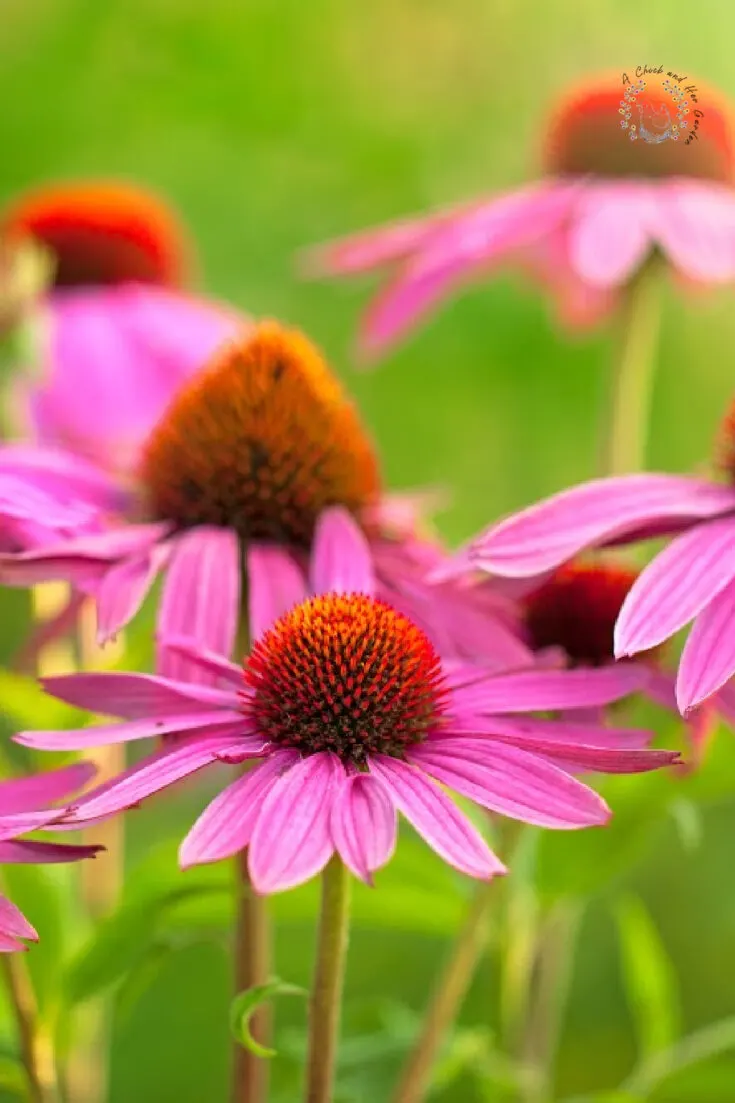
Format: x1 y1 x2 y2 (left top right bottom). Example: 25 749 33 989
1 179 244 471
304 72 735 359
451 398 735 717
0 762 100 951
18 513 678 894
0 321 525 682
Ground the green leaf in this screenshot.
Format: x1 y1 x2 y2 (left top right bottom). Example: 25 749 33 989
622 1016 735 1097
0 669 84 733
230 978 306 1058
613 893 681 1061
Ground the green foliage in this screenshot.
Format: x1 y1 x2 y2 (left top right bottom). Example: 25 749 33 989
230 979 306 1058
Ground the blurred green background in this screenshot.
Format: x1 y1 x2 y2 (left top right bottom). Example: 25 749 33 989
2 1 735 1100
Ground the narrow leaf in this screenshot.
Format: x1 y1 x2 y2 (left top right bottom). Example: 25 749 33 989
230 978 306 1058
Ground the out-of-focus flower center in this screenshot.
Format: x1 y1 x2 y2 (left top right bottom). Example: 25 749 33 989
715 399 735 483
523 561 639 667
244 593 445 765
1 182 188 289
139 322 381 546
542 76 734 183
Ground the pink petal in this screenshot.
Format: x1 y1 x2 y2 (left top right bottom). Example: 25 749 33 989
247 753 343 894
179 751 299 868
568 183 655 287
655 181 735 282
0 443 126 509
96 546 167 643
677 577 735 713
368 755 505 879
453 714 652 750
450 665 647 715
246 545 306 641
0 761 97 812
411 739 610 828
0 839 103 863
41 670 239 718
311 507 376 595
471 475 735 578
158 635 244 688
0 895 37 943
0 522 171 586
302 208 457 276
62 733 263 823
0 810 64 841
16 710 246 751
614 518 735 657
330 774 397 883
157 528 241 685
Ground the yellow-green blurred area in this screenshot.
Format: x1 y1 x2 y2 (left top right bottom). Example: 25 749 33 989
2 2 735 1101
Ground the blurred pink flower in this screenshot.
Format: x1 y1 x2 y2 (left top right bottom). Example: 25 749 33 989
455 470 735 716
1 179 245 471
0 323 529 682
18 512 677 894
0 762 100 951
304 75 735 359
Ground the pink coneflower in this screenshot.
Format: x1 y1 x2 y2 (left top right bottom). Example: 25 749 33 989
454 416 735 715
305 73 735 359
16 511 677 893
1 180 244 472
0 322 528 682
0 762 100 950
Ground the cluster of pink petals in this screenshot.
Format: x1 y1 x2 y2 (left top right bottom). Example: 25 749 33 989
18 511 678 894
0 762 100 951
306 178 735 358
452 472 735 716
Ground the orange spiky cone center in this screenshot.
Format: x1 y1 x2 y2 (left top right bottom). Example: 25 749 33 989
1 181 190 289
139 322 382 546
542 74 735 182
244 593 445 764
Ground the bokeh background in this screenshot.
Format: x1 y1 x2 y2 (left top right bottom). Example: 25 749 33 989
2 2 735 1100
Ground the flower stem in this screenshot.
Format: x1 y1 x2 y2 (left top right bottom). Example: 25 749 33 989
231 852 272 1103
304 855 351 1103
1 952 57 1103
600 255 663 476
392 875 497 1103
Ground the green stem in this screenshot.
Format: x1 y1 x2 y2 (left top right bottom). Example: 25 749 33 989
1 952 56 1103
231 853 272 1103
600 256 663 476
392 876 497 1103
304 856 351 1103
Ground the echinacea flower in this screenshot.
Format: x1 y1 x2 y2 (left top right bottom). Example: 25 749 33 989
451 409 735 716
304 72 735 359
17 511 678 893
0 761 100 950
0 321 526 682
1 180 244 471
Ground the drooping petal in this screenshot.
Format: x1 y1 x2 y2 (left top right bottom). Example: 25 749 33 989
368 755 505 879
448 714 653 750
410 739 610 828
41 670 239 718
470 475 735 578
614 518 735 657
61 733 264 823
248 753 343 894
311 507 376 596
157 527 241 685
16 710 246 751
179 751 299 868
0 443 127 510
246 545 306 641
96 545 168 643
302 208 459 276
157 635 244 689
0 761 97 812
450 665 647 715
330 774 397 883
0 522 172 586
655 180 735 283
0 839 104 863
677 577 735 713
568 183 654 287
0 895 37 943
